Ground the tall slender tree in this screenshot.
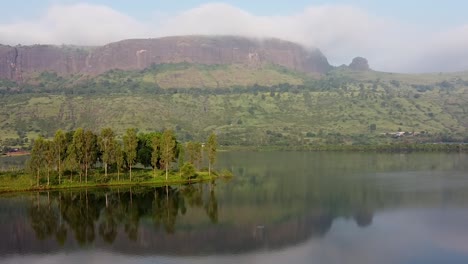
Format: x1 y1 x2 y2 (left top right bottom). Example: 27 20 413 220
64 143 79 182
114 141 124 181
123 128 138 181
186 141 202 169
54 130 67 184
160 130 176 181
83 130 97 183
72 128 85 183
178 144 185 177
98 128 115 178
151 136 160 178
44 140 55 186
30 136 46 186
206 133 218 177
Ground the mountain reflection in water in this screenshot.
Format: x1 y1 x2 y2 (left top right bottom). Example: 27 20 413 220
1 152 468 264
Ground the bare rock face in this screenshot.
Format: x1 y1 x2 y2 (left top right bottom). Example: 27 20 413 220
349 57 370 71
0 45 20 80
0 36 331 82
0 45 89 81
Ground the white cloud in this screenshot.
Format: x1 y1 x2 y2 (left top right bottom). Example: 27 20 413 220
0 3 149 46
407 25 468 72
152 3 456 73
0 2 467 73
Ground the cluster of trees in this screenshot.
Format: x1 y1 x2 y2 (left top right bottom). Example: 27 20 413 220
0 138 30 150
29 128 218 186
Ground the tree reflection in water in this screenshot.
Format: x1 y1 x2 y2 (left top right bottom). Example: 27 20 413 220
26 180 377 253
28 183 219 246
29 192 58 241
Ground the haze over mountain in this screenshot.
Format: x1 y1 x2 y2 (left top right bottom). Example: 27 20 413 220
1 2 468 73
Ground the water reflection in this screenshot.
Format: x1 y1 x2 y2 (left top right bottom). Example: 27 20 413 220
0 152 467 264
12 179 380 256
0 155 29 171
26 184 219 247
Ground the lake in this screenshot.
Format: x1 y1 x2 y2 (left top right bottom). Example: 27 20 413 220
1 151 468 264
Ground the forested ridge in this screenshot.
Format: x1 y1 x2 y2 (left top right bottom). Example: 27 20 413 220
0 63 467 150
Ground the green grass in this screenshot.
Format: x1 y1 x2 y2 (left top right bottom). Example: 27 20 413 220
91 63 306 89
0 171 34 192
0 169 232 194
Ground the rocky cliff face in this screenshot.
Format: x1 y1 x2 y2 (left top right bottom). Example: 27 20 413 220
0 44 89 81
349 56 370 71
0 36 331 81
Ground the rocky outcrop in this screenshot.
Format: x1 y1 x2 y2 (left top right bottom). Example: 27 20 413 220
349 56 370 71
0 36 331 82
0 44 89 81
0 45 19 80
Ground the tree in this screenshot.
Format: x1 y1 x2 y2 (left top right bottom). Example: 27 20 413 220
98 128 115 178
206 133 218 177
64 144 79 182
54 130 67 184
369 124 377 133
178 144 185 177
123 128 138 181
160 130 176 181
137 132 161 168
151 136 160 177
186 141 202 169
30 136 46 186
44 140 55 186
114 141 124 181
83 130 97 183
72 128 85 183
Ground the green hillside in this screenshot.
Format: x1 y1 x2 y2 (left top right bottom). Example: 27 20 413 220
10 63 308 93
0 64 467 149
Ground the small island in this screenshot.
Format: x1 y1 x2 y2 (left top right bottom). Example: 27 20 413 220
0 128 231 193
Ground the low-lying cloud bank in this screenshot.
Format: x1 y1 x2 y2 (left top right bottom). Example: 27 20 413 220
0 2 467 73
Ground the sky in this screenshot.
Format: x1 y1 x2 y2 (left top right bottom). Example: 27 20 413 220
1 0 468 73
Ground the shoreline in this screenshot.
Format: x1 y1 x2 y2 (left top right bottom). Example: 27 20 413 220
0 172 232 195
2 143 467 158
219 143 468 152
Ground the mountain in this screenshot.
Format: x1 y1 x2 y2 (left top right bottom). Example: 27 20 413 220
0 36 330 82
0 36 467 148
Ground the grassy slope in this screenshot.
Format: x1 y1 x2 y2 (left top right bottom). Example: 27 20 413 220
0 65 467 146
89 63 306 90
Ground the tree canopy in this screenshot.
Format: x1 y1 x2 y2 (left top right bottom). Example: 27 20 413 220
28 128 218 186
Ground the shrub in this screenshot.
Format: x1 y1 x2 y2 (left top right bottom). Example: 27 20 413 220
181 163 196 179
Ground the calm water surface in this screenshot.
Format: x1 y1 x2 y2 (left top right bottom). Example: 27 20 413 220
1 152 468 264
